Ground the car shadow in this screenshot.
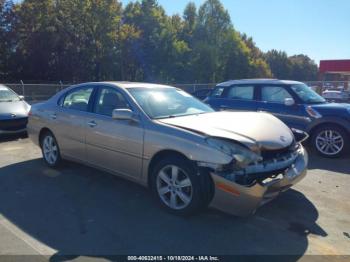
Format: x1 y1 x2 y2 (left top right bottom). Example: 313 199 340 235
0 159 326 260
307 150 350 175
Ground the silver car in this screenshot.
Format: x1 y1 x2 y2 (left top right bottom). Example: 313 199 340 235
0 84 30 135
322 89 350 103
28 82 308 216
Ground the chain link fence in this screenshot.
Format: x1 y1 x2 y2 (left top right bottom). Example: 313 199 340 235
4 82 70 104
2 81 350 103
2 81 217 103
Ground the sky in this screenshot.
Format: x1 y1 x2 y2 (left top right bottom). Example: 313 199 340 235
121 0 350 65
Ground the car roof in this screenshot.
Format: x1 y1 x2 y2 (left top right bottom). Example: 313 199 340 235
102 81 174 89
217 79 304 87
53 82 175 101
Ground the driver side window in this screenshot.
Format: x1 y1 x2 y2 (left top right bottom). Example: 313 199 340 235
63 87 93 111
261 86 292 103
94 87 130 117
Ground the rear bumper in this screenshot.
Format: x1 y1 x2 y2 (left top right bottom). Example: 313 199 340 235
0 118 28 135
209 146 308 216
0 128 27 135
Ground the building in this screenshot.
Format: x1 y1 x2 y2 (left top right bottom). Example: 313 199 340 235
319 60 350 89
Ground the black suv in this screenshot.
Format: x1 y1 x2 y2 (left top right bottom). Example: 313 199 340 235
205 79 350 158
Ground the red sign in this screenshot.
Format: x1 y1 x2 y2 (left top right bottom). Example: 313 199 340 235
319 60 350 73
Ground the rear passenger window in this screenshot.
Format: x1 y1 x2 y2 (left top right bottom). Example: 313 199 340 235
63 87 93 111
226 85 254 100
261 86 292 103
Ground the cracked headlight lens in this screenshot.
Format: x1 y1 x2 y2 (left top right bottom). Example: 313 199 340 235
206 137 262 167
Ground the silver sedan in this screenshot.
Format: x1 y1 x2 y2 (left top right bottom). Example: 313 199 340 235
28 82 308 216
0 84 30 135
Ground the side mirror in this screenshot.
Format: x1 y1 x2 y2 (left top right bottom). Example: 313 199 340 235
18 95 25 101
112 109 135 121
284 98 295 106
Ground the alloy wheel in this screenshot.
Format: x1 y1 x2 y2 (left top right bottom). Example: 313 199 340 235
315 129 344 156
43 135 59 165
156 165 193 210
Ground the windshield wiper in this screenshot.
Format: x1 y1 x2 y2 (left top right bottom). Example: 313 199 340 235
155 112 209 119
155 115 178 119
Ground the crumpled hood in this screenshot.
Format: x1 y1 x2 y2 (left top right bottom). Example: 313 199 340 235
159 112 294 151
0 101 30 120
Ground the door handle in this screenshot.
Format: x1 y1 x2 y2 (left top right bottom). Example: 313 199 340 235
87 121 97 128
50 113 57 119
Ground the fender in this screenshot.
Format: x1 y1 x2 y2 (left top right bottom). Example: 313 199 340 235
306 116 350 134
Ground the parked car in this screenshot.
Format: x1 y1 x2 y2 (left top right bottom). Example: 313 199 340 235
205 79 350 158
191 88 212 100
28 82 308 216
0 84 30 135
322 89 350 103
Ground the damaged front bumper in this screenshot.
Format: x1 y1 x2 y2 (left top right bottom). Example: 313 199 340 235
208 145 308 216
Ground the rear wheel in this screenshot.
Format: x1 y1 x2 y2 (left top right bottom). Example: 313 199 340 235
40 131 62 167
150 156 213 216
312 125 349 158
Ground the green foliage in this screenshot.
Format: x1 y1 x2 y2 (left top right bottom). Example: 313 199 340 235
0 0 17 79
265 50 318 81
0 0 318 83
289 54 318 81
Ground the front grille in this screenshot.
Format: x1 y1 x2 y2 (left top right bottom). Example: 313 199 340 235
0 118 28 131
243 142 300 178
261 141 298 162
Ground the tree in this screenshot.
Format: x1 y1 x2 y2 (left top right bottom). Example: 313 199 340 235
0 0 15 79
54 0 122 81
239 34 271 77
123 0 169 82
289 54 318 81
0 0 318 83
10 0 58 81
191 0 272 82
265 50 318 80
182 2 197 43
265 50 292 79
192 0 233 82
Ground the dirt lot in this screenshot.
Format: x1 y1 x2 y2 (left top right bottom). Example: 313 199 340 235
0 135 349 260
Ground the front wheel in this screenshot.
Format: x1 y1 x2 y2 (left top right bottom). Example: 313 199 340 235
40 131 62 167
150 157 213 216
312 125 349 158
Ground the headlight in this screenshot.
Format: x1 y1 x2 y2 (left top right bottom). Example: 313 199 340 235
206 137 262 167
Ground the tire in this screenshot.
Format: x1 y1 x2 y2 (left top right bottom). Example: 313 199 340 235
311 125 349 158
40 131 62 167
150 156 213 216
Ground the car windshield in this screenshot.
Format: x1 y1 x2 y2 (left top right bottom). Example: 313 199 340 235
0 87 20 102
291 84 326 104
128 87 214 119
